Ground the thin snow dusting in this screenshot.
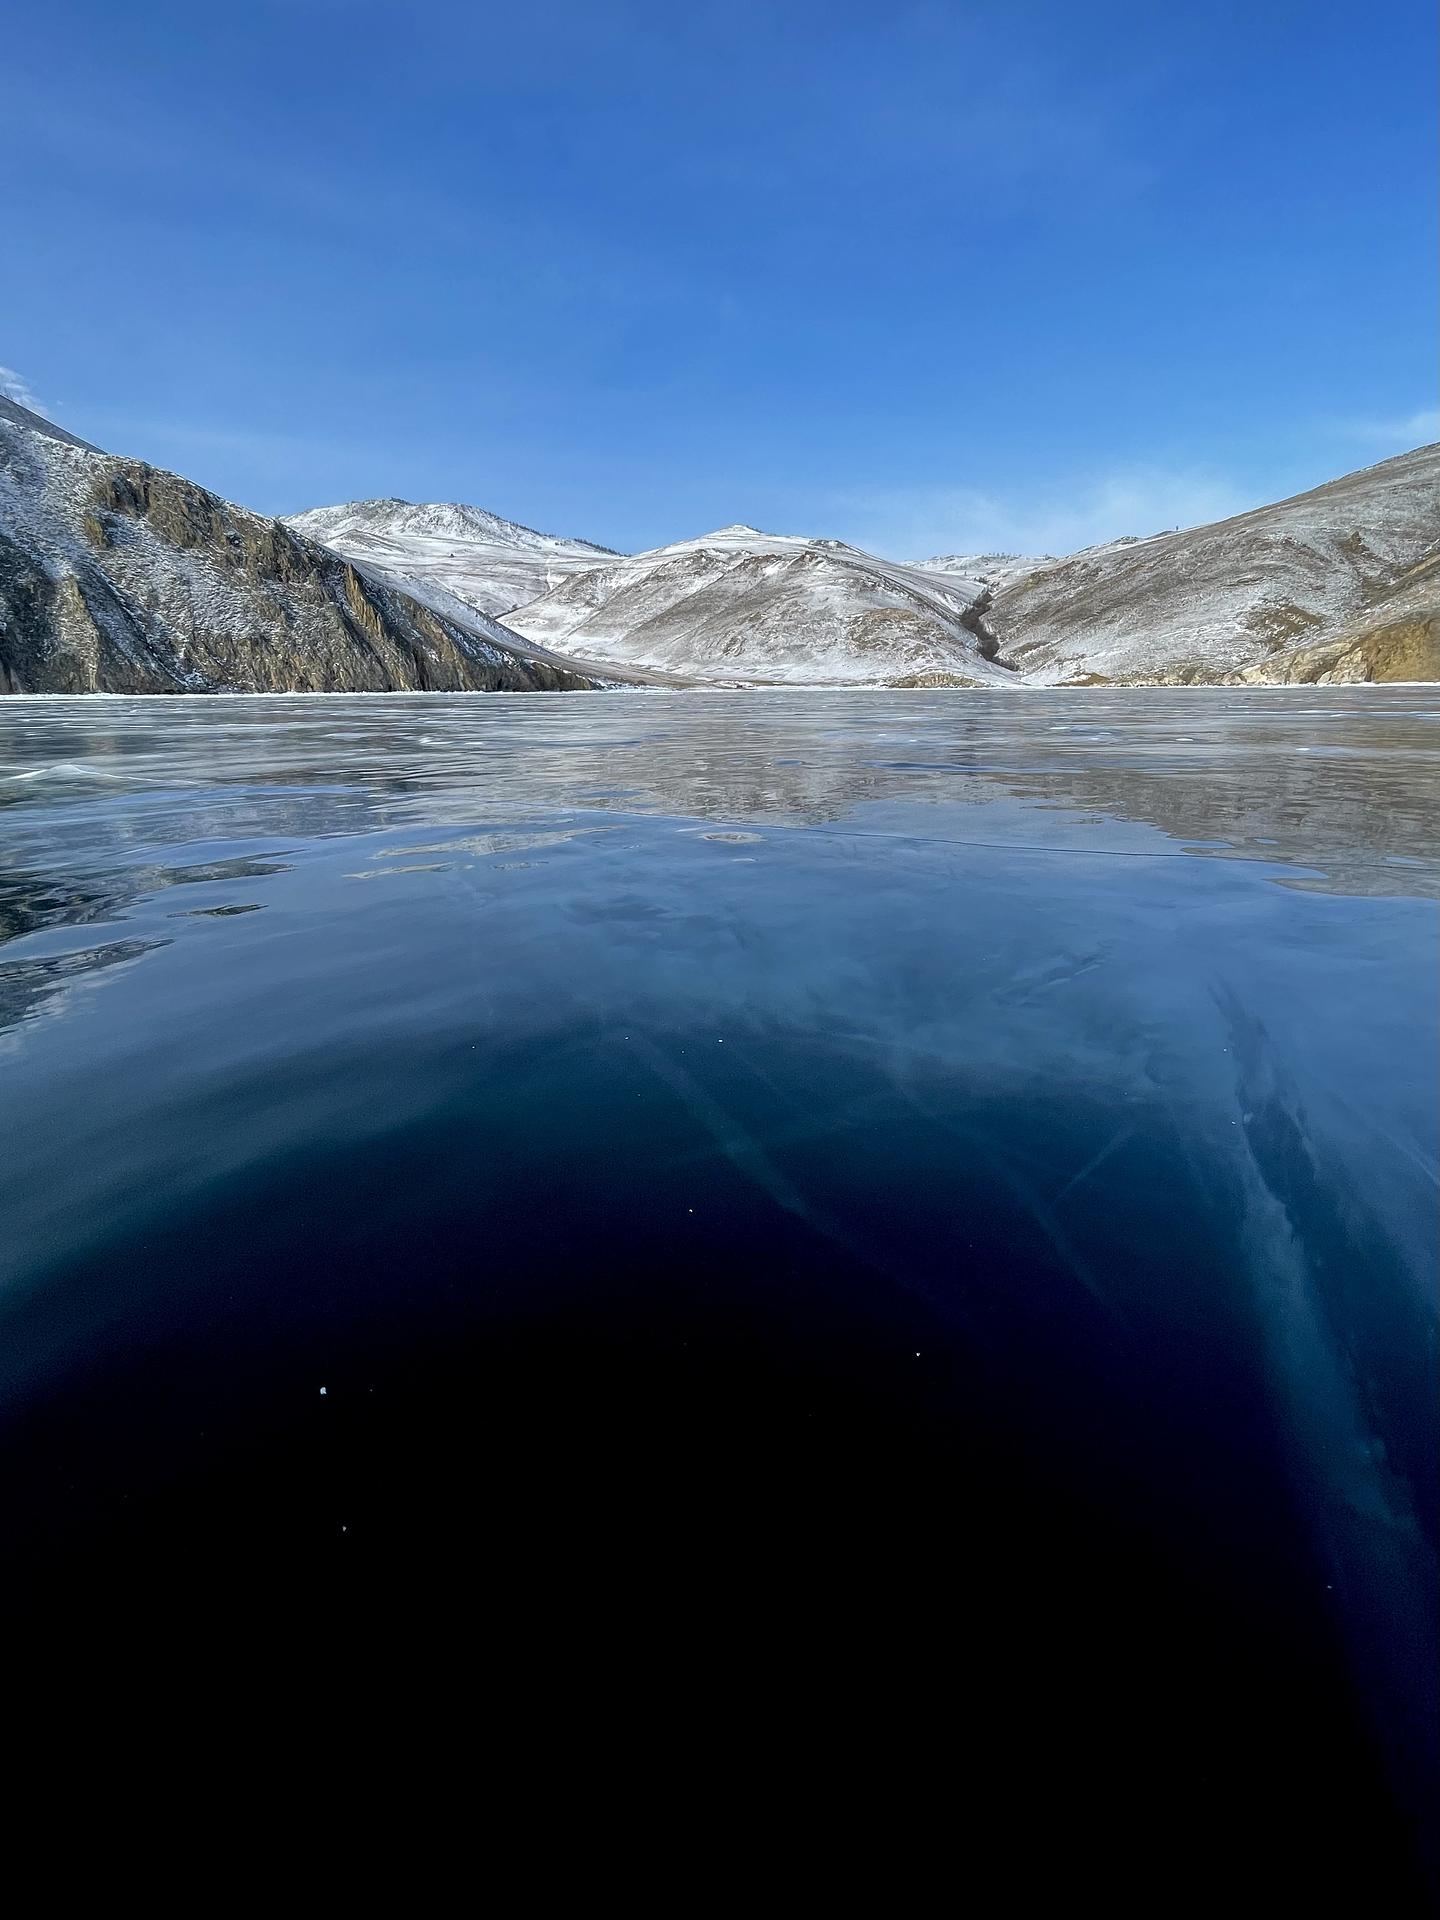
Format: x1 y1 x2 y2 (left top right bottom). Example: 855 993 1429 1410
284 497 618 620
504 526 1006 685
987 445 1440 684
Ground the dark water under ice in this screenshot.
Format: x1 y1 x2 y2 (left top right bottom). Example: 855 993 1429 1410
0 688 1435 1891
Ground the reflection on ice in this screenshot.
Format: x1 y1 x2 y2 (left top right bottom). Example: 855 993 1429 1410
0 687 1435 896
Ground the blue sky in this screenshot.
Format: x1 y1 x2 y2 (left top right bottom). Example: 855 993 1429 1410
4 0 1435 556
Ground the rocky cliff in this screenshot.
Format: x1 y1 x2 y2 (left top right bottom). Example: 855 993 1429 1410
0 399 613 695
1222 552 1440 686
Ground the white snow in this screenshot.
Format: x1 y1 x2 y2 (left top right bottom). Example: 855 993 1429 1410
503 525 1009 686
283 497 617 620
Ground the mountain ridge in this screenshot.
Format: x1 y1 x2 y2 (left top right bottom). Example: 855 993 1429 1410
3 396 1436 692
287 495 616 557
282 496 621 623
0 401 624 694
292 445 1439 688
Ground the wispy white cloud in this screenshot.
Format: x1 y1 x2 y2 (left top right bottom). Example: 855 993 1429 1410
0 365 45 414
829 466 1253 563
1333 407 1440 450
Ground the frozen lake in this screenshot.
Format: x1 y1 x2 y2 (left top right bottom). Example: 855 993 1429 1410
1 687 1435 1894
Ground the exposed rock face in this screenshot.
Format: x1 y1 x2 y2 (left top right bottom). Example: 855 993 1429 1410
984 445 1440 685
503 525 1013 685
284 497 617 621
1222 555 1440 685
0 400 613 695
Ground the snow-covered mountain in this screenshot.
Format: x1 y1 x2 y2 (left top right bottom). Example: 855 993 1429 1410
985 446 1440 685
504 524 1011 686
284 497 617 621
225 451 1440 690
0 400 618 694
3 399 1436 693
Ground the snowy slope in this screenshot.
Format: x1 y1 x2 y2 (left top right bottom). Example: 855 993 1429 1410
913 551 1054 593
505 524 1011 686
284 497 617 620
986 446 1440 684
0 401 619 694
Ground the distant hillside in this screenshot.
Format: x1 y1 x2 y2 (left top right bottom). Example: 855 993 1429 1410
504 524 1010 686
983 445 1440 685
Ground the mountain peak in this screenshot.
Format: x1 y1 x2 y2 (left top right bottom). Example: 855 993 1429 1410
281 497 622 620
285 497 615 554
